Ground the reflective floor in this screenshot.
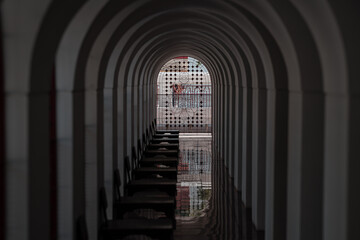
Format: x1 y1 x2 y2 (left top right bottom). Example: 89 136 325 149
174 135 264 240
175 135 212 220
123 135 264 240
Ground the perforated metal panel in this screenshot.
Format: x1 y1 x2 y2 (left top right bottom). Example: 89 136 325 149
157 57 212 133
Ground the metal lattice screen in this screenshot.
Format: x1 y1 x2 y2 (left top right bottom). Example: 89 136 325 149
156 56 212 133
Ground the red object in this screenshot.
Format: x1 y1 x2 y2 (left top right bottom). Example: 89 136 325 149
176 186 190 209
172 84 184 94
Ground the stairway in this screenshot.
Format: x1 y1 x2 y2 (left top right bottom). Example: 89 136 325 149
98 122 180 240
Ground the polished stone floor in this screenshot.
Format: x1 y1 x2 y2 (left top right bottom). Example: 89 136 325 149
174 135 212 239
123 135 264 240
174 135 264 240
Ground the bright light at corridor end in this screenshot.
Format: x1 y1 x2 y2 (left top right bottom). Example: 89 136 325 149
157 56 212 133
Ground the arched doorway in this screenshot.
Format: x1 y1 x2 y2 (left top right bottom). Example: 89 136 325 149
156 56 211 133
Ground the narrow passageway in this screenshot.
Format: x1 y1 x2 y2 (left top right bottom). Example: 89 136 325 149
2 2 360 240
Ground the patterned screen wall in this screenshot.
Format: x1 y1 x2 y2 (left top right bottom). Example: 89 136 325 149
157 57 212 133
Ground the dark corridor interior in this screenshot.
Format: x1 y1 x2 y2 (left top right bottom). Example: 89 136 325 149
1 1 360 240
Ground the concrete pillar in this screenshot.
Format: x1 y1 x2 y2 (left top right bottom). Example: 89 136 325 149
264 90 275 240
286 91 302 240
218 84 224 158
214 83 219 151
228 86 236 178
302 94 324 240
316 3 360 239
57 91 77 240
112 88 118 182
251 87 259 214
141 85 147 132
131 86 138 150
348 97 360 240
214 82 220 150
84 90 101 240
145 84 150 129
103 88 114 218
252 88 267 230
0 26 4 240
273 2 326 238
218 83 222 157
265 90 288 240
125 87 132 157
5 94 30 240
222 85 227 164
138 86 144 140
56 2 106 239
223 85 229 168
117 88 125 194
233 86 243 191
2 1 51 239
241 87 252 206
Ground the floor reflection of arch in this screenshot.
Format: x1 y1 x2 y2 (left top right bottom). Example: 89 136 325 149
176 136 212 219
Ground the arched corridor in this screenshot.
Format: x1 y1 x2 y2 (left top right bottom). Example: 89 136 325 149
1 1 360 240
